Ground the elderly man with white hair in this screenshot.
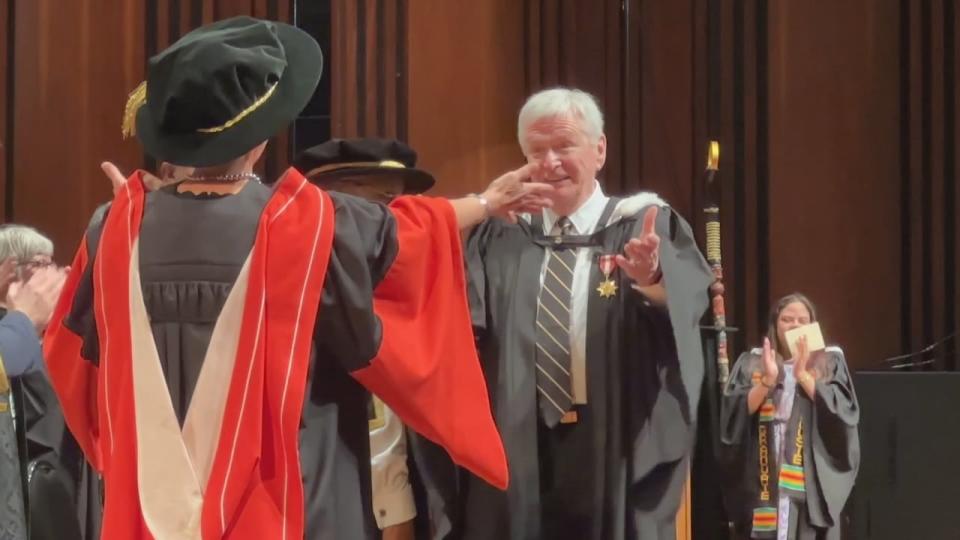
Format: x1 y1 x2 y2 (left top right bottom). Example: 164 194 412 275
412 88 714 540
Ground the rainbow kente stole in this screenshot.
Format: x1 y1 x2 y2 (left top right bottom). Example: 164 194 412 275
751 389 807 537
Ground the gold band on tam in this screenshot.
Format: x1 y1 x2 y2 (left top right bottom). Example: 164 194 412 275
122 81 148 139
196 83 279 133
121 81 280 138
304 160 406 179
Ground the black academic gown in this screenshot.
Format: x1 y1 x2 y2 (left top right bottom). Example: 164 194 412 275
413 194 713 540
720 348 860 540
0 305 101 540
18 371 102 540
76 182 404 539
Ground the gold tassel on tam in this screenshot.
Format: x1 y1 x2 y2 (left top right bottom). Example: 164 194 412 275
122 81 147 139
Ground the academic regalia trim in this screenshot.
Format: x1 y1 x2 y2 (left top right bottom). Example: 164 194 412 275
45 169 509 538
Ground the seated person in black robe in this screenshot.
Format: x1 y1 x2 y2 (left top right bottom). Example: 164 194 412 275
720 292 860 540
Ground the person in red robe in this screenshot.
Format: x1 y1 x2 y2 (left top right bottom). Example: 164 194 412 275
42 16 550 540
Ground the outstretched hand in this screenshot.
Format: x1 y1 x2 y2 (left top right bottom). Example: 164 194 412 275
480 163 555 223
615 206 661 286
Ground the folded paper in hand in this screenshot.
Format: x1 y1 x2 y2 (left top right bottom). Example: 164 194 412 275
785 322 825 359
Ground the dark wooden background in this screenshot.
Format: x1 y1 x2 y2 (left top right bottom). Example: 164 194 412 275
0 0 956 372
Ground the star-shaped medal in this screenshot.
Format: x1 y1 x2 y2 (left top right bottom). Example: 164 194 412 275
596 278 618 298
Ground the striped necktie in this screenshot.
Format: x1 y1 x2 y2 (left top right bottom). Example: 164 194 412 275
535 217 577 427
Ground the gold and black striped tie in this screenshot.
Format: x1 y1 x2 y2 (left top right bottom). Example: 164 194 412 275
535 217 577 427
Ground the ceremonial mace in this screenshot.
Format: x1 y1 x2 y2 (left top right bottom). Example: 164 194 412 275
703 141 732 385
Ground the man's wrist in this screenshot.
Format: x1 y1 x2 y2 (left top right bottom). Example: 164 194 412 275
630 265 662 288
650 265 663 284
469 192 491 217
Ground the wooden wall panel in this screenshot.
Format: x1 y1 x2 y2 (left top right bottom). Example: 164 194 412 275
405 0 527 197
0 0 10 220
637 1 697 215
525 0 625 194
890 0 959 370
699 0 958 373
4 0 954 367
9 1 291 261
3 5 957 536
526 0 701 209
330 0 359 137
11 0 146 262
514 0 957 373
214 0 263 19
906 0 926 363
735 0 765 356
718 0 749 355
330 0 405 140
766 1 902 369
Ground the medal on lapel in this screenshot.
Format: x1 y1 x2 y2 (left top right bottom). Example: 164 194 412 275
596 254 618 298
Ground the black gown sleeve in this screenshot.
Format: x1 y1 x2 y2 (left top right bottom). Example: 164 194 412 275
808 348 860 526
312 192 508 494
62 202 111 365
718 351 763 529
617 204 714 536
312 192 398 372
627 205 713 475
720 351 762 446
301 192 399 539
465 218 502 338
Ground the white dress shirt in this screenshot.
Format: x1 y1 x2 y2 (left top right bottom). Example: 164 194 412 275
538 181 610 404
369 399 416 528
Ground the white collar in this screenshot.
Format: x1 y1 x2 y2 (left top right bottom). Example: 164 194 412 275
541 180 608 234
608 192 668 223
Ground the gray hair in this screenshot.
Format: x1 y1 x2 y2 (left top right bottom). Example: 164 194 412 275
517 87 605 150
0 225 54 262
